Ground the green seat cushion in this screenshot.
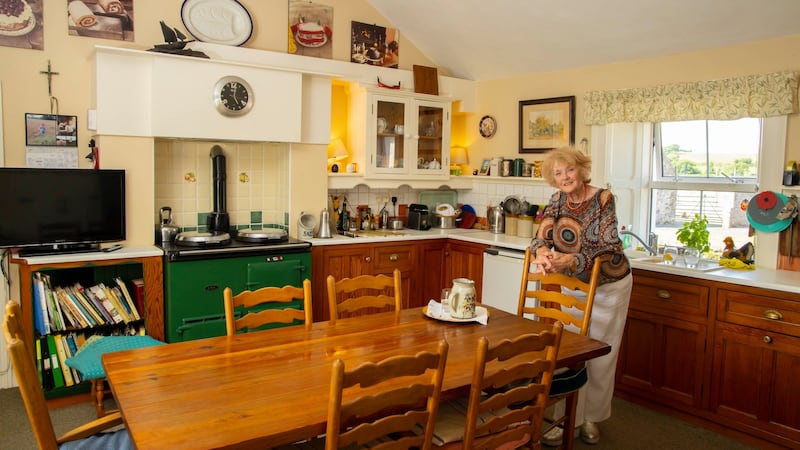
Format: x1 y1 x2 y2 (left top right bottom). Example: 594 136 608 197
65 335 163 380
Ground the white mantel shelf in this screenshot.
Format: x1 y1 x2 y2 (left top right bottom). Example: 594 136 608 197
328 174 549 190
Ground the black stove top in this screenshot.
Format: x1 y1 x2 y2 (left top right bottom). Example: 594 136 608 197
160 236 311 261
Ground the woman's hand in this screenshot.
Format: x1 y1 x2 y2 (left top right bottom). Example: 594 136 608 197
534 248 574 274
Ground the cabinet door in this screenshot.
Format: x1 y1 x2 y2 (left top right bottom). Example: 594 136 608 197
311 244 372 321
710 322 800 445
419 240 445 305
411 99 450 178
616 308 707 408
372 96 408 175
372 243 416 309
444 241 486 303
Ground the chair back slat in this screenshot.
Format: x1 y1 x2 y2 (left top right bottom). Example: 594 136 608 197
224 279 312 336
327 269 402 323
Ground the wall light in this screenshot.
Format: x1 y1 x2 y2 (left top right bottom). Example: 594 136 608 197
450 146 468 176
328 138 349 172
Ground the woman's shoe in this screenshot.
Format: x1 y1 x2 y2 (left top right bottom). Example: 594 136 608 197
580 421 600 444
541 426 563 446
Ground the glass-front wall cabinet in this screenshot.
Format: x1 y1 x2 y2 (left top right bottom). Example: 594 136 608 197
368 93 450 179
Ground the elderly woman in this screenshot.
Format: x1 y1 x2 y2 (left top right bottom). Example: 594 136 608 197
529 146 633 446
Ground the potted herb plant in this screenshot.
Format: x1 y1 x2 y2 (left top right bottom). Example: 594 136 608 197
675 214 710 254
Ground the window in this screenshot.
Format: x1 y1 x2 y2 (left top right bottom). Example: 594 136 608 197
650 118 762 254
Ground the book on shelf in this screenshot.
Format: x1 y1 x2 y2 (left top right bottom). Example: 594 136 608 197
35 338 43 386
64 333 82 384
66 286 103 327
46 335 65 389
46 275 66 332
88 284 124 324
74 283 113 324
103 284 131 323
54 287 91 329
32 273 48 335
131 278 145 317
53 333 74 387
40 336 54 390
115 277 141 321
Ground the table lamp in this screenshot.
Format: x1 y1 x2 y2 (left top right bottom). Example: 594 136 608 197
450 146 468 176
328 138 349 173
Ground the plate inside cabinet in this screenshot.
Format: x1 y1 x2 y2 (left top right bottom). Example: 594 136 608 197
181 0 253 46
479 115 496 138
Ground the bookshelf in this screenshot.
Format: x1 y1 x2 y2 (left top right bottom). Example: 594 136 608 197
11 247 163 399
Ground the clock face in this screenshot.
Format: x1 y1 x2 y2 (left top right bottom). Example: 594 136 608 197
213 76 253 116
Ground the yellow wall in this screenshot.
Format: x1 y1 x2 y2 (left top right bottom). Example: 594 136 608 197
0 0 435 244
463 35 800 171
2 2 799 247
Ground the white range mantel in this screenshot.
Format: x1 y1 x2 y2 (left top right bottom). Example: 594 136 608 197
92 43 476 145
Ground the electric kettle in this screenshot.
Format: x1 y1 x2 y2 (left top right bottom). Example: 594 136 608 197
487 205 505 234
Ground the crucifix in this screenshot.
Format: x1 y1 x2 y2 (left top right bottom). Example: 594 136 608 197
39 59 59 97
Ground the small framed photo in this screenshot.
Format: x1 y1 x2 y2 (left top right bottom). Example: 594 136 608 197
518 96 575 153
478 159 491 176
25 113 78 147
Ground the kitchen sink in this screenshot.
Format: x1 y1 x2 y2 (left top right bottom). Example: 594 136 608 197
629 255 725 272
339 229 409 238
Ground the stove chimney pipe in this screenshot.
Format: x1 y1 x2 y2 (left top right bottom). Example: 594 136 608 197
208 145 229 233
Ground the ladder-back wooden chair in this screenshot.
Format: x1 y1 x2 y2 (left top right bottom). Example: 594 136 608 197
2 301 132 450
326 339 449 449
326 269 402 323
224 279 313 336
517 248 602 449
433 321 564 449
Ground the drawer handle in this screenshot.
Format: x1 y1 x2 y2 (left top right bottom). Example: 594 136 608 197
763 309 783 321
389 254 399 262
763 335 773 344
655 289 671 299
365 256 372 263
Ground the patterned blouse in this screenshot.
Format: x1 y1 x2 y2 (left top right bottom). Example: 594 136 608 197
529 188 631 285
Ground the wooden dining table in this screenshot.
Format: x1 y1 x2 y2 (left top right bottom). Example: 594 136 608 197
103 305 610 450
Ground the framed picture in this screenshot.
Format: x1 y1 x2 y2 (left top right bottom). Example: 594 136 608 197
25 113 78 147
518 96 575 153
478 159 491 176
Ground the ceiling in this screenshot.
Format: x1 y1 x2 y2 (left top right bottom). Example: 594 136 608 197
367 0 800 81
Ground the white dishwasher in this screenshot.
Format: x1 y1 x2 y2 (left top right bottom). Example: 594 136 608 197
481 247 536 315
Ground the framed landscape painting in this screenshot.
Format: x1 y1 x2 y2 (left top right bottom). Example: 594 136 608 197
518 96 575 153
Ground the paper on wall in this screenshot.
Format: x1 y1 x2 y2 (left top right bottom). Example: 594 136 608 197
26 146 78 168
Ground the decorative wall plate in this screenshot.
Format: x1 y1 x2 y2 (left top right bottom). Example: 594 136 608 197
181 0 253 46
479 115 496 138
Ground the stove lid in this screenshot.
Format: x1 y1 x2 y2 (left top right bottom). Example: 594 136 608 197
235 227 288 242
174 231 232 246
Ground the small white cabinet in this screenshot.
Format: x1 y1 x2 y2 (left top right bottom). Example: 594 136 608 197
348 85 451 179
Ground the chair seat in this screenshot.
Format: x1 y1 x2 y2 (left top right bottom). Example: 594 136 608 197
549 366 588 397
59 429 134 450
65 335 163 380
433 397 529 448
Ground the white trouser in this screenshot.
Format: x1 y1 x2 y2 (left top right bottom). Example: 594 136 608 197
552 272 633 427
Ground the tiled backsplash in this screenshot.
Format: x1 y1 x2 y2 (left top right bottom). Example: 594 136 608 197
154 139 290 232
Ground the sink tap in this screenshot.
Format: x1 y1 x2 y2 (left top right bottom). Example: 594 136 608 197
620 230 658 256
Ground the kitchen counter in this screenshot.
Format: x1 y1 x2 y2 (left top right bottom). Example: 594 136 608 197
306 230 800 294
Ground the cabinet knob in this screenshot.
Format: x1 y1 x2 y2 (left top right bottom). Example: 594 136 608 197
364 256 372 263
389 254 399 262
763 335 773 344
655 289 671 299
763 309 783 320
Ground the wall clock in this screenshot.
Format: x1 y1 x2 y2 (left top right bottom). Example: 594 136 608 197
213 76 253 116
479 115 496 138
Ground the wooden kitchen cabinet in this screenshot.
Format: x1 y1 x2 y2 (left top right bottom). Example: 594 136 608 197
347 84 451 180
709 288 800 447
616 270 709 409
443 240 487 304
311 241 418 321
616 269 800 449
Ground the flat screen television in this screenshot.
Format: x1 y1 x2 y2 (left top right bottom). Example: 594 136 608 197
0 168 125 255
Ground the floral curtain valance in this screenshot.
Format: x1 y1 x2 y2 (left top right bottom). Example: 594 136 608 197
584 71 799 125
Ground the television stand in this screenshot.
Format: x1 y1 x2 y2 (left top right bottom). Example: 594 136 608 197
17 243 101 257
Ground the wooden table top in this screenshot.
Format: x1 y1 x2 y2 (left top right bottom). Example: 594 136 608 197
103 306 610 450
